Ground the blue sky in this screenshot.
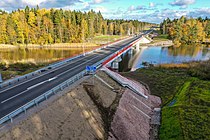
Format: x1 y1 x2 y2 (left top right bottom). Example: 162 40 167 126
0 0 210 23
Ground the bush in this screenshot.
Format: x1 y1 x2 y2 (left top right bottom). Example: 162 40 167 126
189 60 210 80
0 62 7 70
8 63 37 72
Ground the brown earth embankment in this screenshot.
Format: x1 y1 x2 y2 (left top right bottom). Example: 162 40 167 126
0 70 161 140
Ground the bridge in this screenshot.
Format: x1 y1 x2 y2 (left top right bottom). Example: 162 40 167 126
0 30 153 125
103 31 153 70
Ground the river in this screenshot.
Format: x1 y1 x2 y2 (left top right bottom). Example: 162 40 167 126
118 45 210 72
0 45 209 71
0 47 92 64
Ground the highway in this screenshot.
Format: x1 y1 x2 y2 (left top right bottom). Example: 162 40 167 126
0 35 143 119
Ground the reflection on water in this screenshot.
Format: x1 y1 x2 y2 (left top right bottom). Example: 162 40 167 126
119 45 210 72
0 47 91 64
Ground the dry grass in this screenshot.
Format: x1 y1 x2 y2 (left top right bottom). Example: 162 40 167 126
158 63 190 68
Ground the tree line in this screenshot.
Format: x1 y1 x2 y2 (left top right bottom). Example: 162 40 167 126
0 6 155 45
160 16 210 46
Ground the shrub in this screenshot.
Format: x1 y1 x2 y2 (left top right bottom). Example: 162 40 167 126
189 60 210 80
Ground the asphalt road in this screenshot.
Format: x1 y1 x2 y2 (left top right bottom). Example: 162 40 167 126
0 35 142 118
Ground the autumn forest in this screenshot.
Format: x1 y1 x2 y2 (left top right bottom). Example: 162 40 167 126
160 16 210 46
0 6 154 45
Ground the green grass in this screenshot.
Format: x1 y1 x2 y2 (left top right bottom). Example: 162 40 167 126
92 35 124 44
0 62 46 80
160 106 183 140
157 34 169 39
153 34 170 42
123 67 189 105
122 60 210 140
174 81 192 105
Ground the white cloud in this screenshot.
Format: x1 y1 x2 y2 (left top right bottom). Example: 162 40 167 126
40 0 82 9
80 0 108 12
0 0 82 11
22 0 47 6
0 0 209 24
111 8 202 23
149 2 155 8
127 5 153 12
169 0 196 7
83 2 90 7
128 5 135 11
92 0 104 4
95 6 107 12
188 7 210 18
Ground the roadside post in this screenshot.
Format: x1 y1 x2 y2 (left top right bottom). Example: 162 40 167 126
86 66 97 84
0 73 2 83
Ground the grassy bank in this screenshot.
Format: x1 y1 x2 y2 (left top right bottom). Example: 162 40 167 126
122 60 210 140
0 63 46 80
152 34 170 42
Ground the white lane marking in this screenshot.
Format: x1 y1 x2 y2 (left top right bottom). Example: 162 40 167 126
27 77 57 90
48 77 57 82
27 81 47 90
0 54 95 94
1 77 58 104
56 56 99 78
0 56 99 104
1 90 28 104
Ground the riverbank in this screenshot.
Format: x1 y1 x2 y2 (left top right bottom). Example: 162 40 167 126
122 60 210 140
0 35 125 49
0 63 46 80
148 34 173 47
147 40 173 47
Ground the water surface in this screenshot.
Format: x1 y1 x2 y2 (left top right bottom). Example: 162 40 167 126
119 45 210 72
0 47 92 64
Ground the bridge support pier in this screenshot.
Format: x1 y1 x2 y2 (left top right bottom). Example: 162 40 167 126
128 49 133 55
111 57 122 70
136 43 140 52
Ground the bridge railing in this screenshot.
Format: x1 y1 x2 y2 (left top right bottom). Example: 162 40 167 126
0 36 136 125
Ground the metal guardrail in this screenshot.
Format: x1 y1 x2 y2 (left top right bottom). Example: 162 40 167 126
0 70 87 125
101 66 148 99
0 53 117 125
0 54 84 89
0 36 136 125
